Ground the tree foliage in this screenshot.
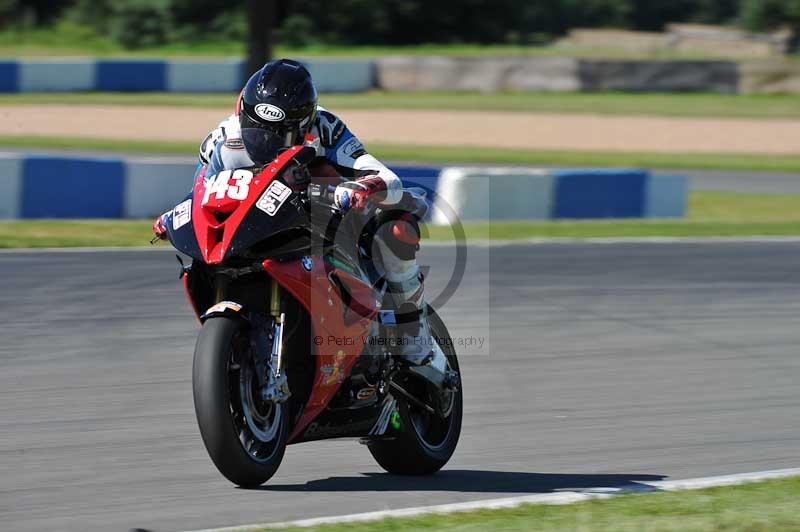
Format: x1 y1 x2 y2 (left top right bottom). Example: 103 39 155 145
3 0 799 50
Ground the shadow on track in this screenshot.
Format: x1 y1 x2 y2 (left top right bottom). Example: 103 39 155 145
257 470 666 493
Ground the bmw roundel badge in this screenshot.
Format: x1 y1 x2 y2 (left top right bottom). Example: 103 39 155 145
301 256 314 272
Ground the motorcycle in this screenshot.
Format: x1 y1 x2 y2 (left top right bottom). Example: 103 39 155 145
159 142 462 487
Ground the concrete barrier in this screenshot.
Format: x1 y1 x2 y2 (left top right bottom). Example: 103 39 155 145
4 56 800 94
19 59 95 92
0 58 375 93
578 60 739 93
303 58 375 93
739 60 800 94
167 60 244 93
431 168 686 223
0 153 687 221
0 156 22 219
376 56 580 92
124 159 198 218
431 168 554 225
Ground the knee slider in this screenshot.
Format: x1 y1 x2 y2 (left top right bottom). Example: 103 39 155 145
379 213 421 261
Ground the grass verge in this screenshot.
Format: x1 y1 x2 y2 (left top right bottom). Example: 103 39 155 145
2 192 799 248
2 23 777 60
2 135 799 173
4 92 800 119
268 476 800 532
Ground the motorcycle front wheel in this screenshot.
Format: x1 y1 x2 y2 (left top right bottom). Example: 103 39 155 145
192 316 289 487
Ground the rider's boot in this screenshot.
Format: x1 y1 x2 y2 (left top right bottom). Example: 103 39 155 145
374 212 450 388
382 274 449 387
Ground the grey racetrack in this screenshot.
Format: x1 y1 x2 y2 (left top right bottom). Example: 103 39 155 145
2 242 799 532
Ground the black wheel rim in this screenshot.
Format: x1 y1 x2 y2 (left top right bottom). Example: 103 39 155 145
227 332 283 462
406 359 459 451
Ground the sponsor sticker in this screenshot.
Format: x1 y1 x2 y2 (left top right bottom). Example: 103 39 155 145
254 103 286 122
224 138 245 150
205 301 243 315
322 350 347 386
256 180 292 216
357 387 376 400
341 138 364 157
172 199 192 230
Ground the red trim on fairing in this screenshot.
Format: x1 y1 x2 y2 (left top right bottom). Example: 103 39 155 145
182 274 201 322
191 146 304 264
235 89 243 116
262 258 379 443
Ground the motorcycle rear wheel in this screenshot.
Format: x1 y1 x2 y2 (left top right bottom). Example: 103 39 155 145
193 316 290 487
368 307 463 475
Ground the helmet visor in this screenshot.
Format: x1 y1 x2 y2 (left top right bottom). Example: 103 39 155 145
241 127 294 165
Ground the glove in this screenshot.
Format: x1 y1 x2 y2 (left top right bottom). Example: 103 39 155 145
334 175 387 211
152 214 168 241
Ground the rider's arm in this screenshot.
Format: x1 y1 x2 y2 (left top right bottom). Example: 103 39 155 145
198 115 255 176
316 109 402 206
199 124 226 165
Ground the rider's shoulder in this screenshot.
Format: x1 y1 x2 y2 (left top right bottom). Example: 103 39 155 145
219 114 241 135
314 106 347 148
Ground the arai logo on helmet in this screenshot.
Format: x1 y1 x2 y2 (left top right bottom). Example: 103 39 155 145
254 103 286 122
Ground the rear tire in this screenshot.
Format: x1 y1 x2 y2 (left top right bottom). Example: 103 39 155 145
368 307 463 475
193 317 289 487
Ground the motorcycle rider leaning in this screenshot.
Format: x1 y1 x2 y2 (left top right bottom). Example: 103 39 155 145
154 59 446 374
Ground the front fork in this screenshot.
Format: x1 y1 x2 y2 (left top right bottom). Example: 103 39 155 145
262 278 290 403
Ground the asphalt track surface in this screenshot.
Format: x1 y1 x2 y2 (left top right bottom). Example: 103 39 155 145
2 243 799 532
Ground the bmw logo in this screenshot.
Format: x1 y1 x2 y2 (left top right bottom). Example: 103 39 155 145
301 256 314 272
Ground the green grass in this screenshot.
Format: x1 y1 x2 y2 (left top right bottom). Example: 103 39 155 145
2 135 800 173
266 476 800 532
4 91 800 120
1 22 773 59
0 219 156 248
2 192 800 248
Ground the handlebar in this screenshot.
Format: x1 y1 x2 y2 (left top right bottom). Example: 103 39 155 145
306 182 336 204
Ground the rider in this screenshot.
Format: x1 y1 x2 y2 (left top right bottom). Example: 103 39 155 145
154 59 444 370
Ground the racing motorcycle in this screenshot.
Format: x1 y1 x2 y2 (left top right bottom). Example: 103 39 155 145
158 141 462 487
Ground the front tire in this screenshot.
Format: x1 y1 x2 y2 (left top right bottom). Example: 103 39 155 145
368 307 463 475
193 317 289 487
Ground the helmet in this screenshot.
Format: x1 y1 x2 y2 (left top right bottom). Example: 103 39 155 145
238 59 318 164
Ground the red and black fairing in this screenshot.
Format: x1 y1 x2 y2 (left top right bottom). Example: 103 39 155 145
165 145 389 443
167 148 308 264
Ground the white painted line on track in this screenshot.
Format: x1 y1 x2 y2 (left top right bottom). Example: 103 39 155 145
3 236 800 255
182 467 800 532
436 236 800 247
0 245 173 254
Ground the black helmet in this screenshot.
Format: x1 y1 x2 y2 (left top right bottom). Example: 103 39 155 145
238 59 318 164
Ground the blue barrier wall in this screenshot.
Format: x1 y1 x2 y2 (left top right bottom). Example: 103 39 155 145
20 156 126 218
0 57 751 93
552 169 648 219
96 60 168 92
0 61 18 92
0 58 375 93
392 166 442 198
0 153 687 220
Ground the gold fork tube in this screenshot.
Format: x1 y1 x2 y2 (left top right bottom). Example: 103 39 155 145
270 279 281 321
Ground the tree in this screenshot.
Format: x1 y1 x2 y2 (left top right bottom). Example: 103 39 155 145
740 0 800 49
246 0 274 77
